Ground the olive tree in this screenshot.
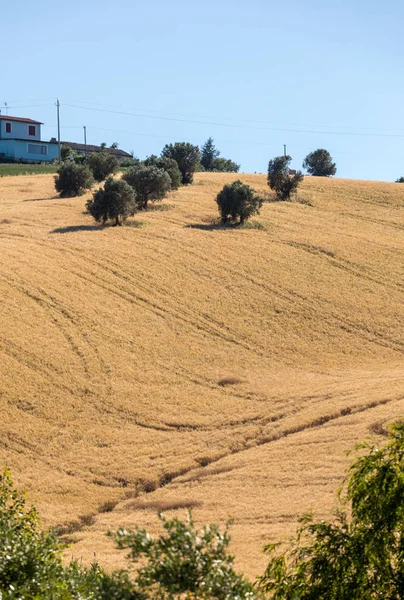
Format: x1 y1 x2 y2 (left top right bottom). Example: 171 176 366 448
302 148 337 177
161 142 200 184
87 151 119 182
87 177 136 225
259 422 404 599
122 165 171 210
54 163 94 197
143 155 181 190
267 155 303 200
216 180 262 225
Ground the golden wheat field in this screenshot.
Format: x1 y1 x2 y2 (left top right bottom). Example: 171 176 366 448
0 171 403 577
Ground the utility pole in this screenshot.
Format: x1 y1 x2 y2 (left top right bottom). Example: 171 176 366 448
283 144 287 157
4 102 8 116
83 126 87 156
56 98 61 164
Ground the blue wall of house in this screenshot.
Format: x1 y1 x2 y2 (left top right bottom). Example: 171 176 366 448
0 139 59 163
0 120 41 141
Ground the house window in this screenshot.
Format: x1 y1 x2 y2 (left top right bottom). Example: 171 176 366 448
28 125 36 136
5 123 11 133
27 144 47 155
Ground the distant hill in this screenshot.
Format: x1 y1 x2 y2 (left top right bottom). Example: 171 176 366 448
0 173 403 577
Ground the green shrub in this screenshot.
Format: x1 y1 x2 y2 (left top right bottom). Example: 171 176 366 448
395 176 404 183
216 180 263 225
161 142 200 184
87 152 119 182
113 512 255 598
122 165 171 209
212 157 240 172
259 422 404 599
267 155 303 200
61 145 75 162
302 148 337 177
143 155 181 190
87 177 136 225
54 163 94 197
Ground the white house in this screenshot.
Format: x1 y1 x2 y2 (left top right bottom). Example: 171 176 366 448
0 116 58 163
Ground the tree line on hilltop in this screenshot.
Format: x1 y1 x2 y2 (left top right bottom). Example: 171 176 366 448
54 139 342 228
1 423 404 598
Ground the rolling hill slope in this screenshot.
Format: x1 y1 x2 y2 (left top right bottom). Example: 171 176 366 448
0 172 403 576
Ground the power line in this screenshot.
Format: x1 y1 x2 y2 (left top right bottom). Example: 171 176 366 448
63 102 404 139
64 97 404 135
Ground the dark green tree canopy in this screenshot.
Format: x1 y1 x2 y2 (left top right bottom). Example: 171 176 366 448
161 142 200 184
212 157 240 173
216 180 263 225
123 165 171 209
87 151 119 182
143 155 182 190
54 163 94 198
395 176 404 183
87 177 136 225
200 138 240 172
201 137 220 171
302 148 337 177
267 155 303 200
259 422 404 599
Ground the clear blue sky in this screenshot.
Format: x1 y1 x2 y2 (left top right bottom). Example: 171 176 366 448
3 0 404 180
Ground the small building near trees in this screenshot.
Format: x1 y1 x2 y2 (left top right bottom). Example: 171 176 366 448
0 115 58 163
60 141 132 160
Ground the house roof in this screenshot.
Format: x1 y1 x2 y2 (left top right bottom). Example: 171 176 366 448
0 115 43 125
61 141 132 158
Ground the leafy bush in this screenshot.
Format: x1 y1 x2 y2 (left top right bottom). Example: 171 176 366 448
87 151 119 182
54 163 94 197
61 145 75 162
161 142 200 184
267 155 303 200
122 165 171 209
121 157 141 168
302 148 337 177
87 177 136 225
216 180 263 225
113 512 255 599
212 157 240 172
395 176 404 183
0 468 254 598
143 155 181 190
259 422 404 599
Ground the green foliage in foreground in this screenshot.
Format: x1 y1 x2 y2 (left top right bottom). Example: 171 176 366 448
258 422 404 599
0 164 59 177
216 180 263 224
2 424 404 598
113 513 255 599
0 469 253 598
